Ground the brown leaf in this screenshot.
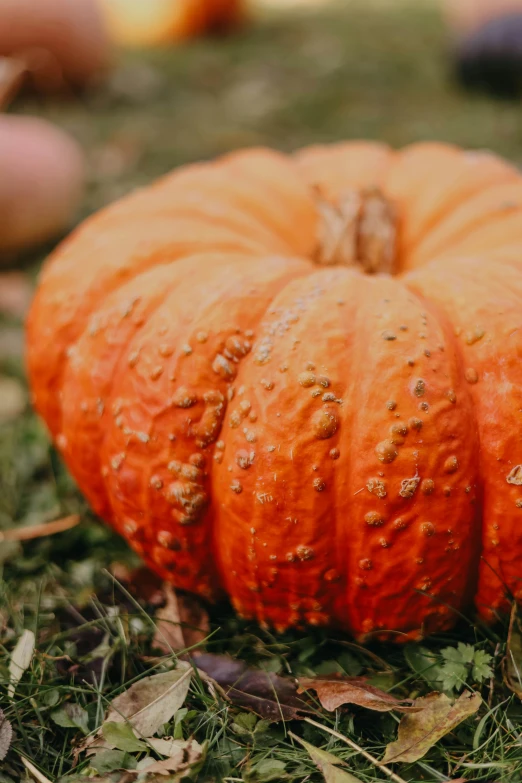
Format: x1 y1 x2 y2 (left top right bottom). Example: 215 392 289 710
195 653 313 721
0 272 33 318
134 738 203 776
105 663 192 737
289 733 363 783
502 603 522 698
0 708 12 760
382 691 482 764
153 584 209 654
298 676 420 713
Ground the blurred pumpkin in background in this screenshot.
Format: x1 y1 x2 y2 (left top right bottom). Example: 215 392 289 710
97 0 247 48
443 0 522 97
0 0 111 92
0 0 109 257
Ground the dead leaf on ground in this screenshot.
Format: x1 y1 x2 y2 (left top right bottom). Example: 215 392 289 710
290 733 363 783
134 738 203 777
0 708 12 760
0 376 26 423
105 663 192 738
0 272 33 318
298 676 420 713
195 653 313 721
153 584 209 654
382 690 482 764
502 602 522 698
8 628 35 698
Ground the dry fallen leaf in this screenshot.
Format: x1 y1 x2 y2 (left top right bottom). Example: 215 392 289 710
105 662 192 738
290 733 363 783
136 738 203 776
382 690 482 764
503 603 522 698
0 708 12 760
8 628 35 698
153 584 209 654
298 676 420 713
195 653 312 721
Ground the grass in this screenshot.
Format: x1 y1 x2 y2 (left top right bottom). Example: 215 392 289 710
4 0 522 780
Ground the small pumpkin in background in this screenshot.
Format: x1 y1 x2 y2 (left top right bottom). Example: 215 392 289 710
0 0 111 92
443 0 522 97
26 140 522 642
97 0 246 48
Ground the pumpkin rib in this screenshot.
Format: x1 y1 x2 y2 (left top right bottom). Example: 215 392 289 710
214 148 319 256
98 253 311 599
387 148 518 264
340 276 480 640
90 159 317 257
406 255 522 620
27 216 281 436
430 211 522 263
408 181 522 268
293 141 394 201
213 267 364 631
59 253 253 522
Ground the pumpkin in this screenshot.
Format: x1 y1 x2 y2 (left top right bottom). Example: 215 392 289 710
0 0 111 91
26 140 522 642
443 0 522 97
0 116 85 255
97 0 246 48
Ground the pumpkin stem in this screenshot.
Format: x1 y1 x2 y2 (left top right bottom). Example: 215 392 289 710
315 186 397 274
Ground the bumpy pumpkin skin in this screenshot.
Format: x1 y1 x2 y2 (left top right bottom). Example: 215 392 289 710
27 140 522 641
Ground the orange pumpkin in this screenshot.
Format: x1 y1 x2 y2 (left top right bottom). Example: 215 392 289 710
0 0 111 91
97 0 246 48
26 141 522 641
